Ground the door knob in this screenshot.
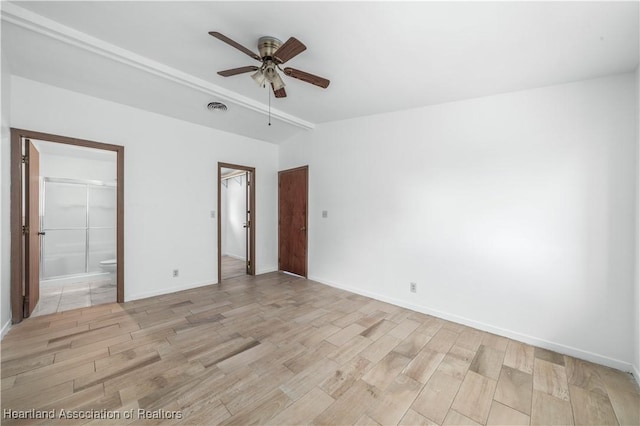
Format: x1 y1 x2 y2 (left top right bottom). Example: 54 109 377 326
300 226 306 231
37 232 46 236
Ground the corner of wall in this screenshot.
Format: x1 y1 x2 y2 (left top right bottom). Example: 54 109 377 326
634 65 640 386
1 50 13 336
1 319 10 340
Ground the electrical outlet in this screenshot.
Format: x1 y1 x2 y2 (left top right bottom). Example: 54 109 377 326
410 282 417 293
322 210 328 218
173 269 179 278
210 210 216 219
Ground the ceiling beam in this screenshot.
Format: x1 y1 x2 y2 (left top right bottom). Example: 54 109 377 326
1 3 315 130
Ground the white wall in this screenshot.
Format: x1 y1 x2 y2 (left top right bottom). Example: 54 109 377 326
280 73 638 371
1 51 12 336
39 152 116 182
222 174 247 259
635 65 640 381
10 76 279 301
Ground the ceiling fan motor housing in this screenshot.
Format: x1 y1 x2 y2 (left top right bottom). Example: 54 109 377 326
257 36 282 60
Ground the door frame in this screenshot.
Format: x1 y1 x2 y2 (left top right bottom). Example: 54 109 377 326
10 128 125 323
217 162 256 283
278 165 308 278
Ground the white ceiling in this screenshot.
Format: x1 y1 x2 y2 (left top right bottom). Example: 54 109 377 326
3 1 638 144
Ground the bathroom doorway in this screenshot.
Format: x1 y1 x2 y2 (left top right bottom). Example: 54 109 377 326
10 129 124 323
217 162 255 282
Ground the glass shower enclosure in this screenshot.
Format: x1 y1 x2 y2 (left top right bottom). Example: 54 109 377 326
40 177 116 281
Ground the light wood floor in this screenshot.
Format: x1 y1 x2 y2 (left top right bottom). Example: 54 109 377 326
1 272 638 425
221 255 246 281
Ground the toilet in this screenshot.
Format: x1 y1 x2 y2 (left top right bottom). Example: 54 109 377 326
99 259 117 286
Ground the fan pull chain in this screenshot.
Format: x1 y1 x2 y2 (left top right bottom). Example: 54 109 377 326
268 85 272 126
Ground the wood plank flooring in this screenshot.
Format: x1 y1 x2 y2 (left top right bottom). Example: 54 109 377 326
2 272 639 425
221 255 246 281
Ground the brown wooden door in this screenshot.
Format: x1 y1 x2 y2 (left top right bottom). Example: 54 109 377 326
24 140 40 317
278 166 308 277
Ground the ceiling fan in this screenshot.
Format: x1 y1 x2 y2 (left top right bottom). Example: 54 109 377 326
209 32 330 98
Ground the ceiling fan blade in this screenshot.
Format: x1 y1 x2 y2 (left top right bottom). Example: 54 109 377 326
272 83 287 98
209 31 261 61
283 68 330 89
273 37 306 64
217 66 259 77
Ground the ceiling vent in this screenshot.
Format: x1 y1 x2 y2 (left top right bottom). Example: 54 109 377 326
207 102 228 111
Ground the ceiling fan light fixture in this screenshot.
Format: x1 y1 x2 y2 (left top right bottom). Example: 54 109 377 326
271 72 286 91
251 69 266 87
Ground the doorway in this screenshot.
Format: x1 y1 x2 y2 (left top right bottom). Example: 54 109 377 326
217 162 255 282
278 166 308 277
10 129 124 323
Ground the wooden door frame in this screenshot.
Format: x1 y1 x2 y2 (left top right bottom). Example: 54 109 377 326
278 165 309 278
10 128 125 323
217 162 256 283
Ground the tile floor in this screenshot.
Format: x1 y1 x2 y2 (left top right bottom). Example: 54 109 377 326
31 279 116 317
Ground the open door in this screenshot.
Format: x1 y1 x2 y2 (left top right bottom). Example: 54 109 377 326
278 166 308 277
217 162 256 283
245 171 252 274
24 139 41 317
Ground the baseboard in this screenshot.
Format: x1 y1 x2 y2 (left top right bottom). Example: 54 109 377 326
126 279 217 302
310 275 636 374
257 266 278 275
222 253 246 261
1 318 11 340
633 363 640 388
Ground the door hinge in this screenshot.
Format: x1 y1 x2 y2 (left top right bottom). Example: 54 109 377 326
23 295 28 317
21 155 28 164
22 225 28 235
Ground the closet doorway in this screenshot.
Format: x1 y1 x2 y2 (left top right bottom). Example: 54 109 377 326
217 162 255 282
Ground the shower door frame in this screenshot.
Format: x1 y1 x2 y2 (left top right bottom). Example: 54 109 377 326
40 177 117 281
10 128 125 323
